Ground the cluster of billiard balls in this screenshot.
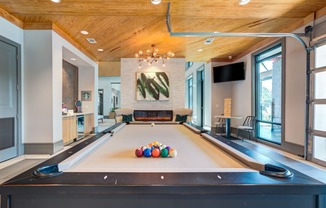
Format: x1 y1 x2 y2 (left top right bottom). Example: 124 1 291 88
135 141 177 158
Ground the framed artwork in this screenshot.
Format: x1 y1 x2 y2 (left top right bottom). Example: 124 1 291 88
136 72 170 101
81 91 92 101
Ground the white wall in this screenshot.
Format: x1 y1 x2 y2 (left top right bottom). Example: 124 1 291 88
23 29 98 152
284 30 308 146
217 26 310 147
24 30 53 144
98 76 121 117
0 17 24 44
211 62 233 127
185 62 213 128
121 58 185 110
79 67 96 113
229 57 252 128
52 32 98 144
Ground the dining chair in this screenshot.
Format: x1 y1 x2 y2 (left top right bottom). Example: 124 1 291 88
214 114 226 135
237 116 256 141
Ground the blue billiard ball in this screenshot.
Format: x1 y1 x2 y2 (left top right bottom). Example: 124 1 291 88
143 148 152 157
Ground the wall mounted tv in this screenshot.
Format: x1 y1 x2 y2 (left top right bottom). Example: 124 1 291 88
213 62 245 83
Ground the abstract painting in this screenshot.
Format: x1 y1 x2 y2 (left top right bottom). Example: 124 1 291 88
136 72 169 100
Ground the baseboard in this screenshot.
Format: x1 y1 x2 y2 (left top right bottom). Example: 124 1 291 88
24 140 64 155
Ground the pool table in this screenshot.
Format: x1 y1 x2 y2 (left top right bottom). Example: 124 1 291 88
0 122 325 208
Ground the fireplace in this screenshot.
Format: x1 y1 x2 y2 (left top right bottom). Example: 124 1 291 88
133 110 173 121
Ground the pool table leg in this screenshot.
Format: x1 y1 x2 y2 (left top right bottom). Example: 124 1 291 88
0 193 9 208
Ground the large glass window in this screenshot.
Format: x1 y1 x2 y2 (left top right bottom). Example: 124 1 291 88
186 76 193 109
111 83 121 111
255 44 283 144
311 43 326 166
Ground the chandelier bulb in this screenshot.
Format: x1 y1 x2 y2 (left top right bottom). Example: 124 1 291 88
135 44 173 68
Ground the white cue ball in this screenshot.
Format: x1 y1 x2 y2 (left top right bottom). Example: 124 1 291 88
151 122 155 127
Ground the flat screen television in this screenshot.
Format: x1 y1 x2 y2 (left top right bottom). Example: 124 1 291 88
213 62 245 83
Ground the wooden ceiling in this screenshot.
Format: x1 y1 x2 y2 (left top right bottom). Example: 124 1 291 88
1 0 326 62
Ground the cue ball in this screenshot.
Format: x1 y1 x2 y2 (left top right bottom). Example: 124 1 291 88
151 123 155 127
169 149 177 158
135 148 143 157
143 149 152 157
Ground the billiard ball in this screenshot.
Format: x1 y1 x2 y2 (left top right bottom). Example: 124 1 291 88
151 148 160 157
143 148 152 157
135 148 143 157
160 148 169 158
165 146 171 151
169 148 177 158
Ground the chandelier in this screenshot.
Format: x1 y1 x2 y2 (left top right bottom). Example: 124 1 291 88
135 44 175 68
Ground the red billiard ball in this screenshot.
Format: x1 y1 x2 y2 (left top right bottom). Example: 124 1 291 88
135 148 143 157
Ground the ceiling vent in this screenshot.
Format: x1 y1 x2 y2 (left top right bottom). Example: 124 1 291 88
86 38 97 44
204 38 214 45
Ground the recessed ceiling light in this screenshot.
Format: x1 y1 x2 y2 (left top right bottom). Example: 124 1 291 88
239 0 250 5
97 49 104 52
197 49 203 52
51 0 60 3
151 0 162 5
80 30 89 35
70 58 76 61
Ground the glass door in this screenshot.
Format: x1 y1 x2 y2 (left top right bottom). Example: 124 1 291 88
255 44 283 144
196 68 204 127
311 44 326 166
0 39 19 162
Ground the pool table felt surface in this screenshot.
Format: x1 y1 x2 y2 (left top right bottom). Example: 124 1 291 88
64 124 253 173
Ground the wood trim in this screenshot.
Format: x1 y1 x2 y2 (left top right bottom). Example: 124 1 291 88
316 6 326 19
99 62 121 77
23 23 53 30
210 58 233 63
0 7 23 28
52 24 98 63
23 22 98 63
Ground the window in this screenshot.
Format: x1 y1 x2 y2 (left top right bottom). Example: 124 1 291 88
186 62 193 70
254 43 283 144
311 43 326 166
186 76 193 109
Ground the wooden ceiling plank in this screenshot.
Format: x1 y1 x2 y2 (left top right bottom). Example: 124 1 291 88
0 7 23 28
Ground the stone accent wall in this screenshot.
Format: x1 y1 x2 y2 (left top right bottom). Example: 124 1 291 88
62 60 78 111
121 58 185 110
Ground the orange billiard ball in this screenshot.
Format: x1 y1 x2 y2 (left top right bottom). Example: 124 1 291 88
151 148 160 157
